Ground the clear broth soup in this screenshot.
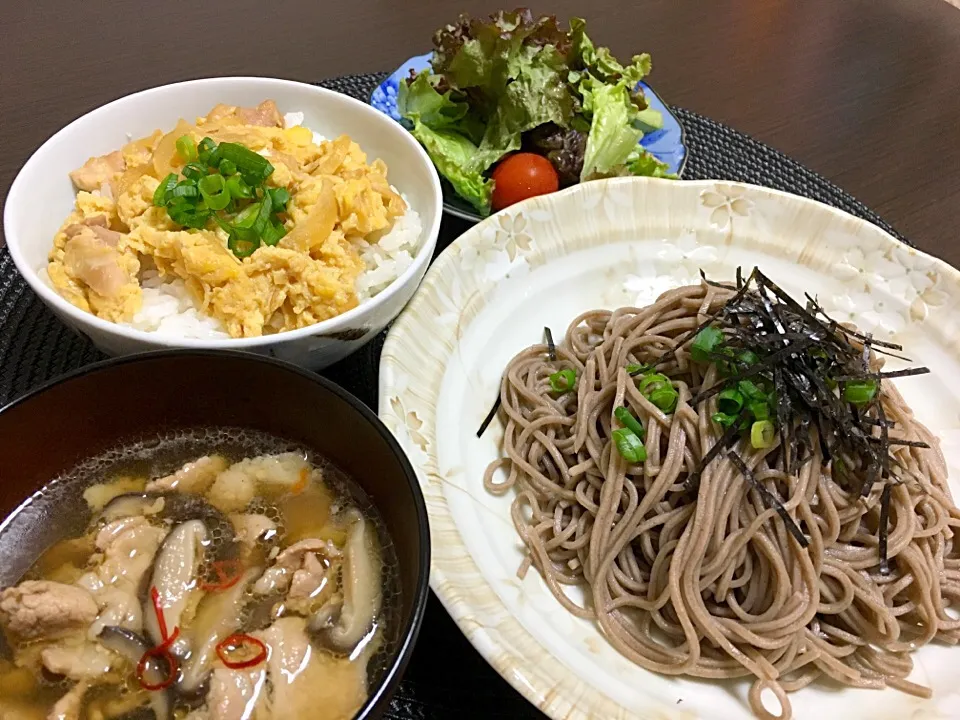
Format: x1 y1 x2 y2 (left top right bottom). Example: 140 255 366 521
0 428 399 720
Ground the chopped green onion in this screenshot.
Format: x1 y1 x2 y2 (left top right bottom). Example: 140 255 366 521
252 190 273 235
227 234 258 258
268 187 291 212
153 173 178 206
751 420 775 449
717 388 744 416
198 174 230 211
637 373 670 394
181 163 207 181
650 387 678 413
176 135 198 163
738 350 759 367
261 220 287 246
636 372 677 412
218 159 237 176
842 379 878 406
170 182 199 199
167 200 209 229
737 379 766 401
226 175 254 200
548 368 576 393
748 402 770 420
206 145 222 169
614 407 645 439
626 363 650 375
230 202 262 241
612 428 647 463
690 326 724 363
197 137 216 164
217 142 274 184
712 412 738 428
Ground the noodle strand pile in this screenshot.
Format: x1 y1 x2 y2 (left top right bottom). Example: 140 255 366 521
484 282 960 720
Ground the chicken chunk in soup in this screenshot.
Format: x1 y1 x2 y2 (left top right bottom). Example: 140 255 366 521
0 431 394 720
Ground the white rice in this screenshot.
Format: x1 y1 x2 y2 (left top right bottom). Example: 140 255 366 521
109 112 422 339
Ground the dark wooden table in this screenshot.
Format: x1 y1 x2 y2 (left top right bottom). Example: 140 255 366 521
2 0 960 264
1 1 959 718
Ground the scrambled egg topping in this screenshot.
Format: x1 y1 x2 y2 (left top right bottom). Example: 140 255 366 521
47 101 406 337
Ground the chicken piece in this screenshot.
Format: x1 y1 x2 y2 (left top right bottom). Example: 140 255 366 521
94 517 166 593
230 513 277 547
0 582 97 641
146 454 229 494
59 222 124 256
252 539 339 598
262 617 367 719
205 666 267 720
77 516 166 637
69 151 125 192
49 194 120 264
45 262 91 313
236 100 283 128
56 227 142 322
289 553 330 600
62 230 131 297
48 680 90 720
41 640 116 680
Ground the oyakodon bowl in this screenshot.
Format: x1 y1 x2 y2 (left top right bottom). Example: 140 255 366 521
0 351 431 719
3 77 442 370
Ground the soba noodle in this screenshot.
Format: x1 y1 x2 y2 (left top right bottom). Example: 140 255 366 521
484 281 960 720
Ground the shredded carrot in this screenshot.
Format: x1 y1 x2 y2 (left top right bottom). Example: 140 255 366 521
292 467 309 495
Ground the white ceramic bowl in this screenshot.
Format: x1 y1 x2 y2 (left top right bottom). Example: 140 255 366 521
4 77 442 369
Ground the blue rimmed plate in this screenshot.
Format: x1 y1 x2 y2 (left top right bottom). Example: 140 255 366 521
370 53 688 222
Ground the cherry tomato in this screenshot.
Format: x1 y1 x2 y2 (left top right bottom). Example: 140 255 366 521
490 153 559 211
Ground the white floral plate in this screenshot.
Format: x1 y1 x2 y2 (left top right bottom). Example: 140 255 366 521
378 177 960 720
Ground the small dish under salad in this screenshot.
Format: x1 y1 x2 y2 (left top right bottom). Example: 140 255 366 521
396 9 676 216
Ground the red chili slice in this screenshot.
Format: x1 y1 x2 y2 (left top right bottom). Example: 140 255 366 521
200 559 244 592
150 586 169 640
216 633 267 669
137 644 179 691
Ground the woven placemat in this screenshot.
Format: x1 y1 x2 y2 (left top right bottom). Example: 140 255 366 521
0 72 909 719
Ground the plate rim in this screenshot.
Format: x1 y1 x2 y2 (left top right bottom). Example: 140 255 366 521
370 53 690 223
378 176 960 719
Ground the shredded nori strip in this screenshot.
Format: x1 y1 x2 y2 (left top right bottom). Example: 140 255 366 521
865 437 930 449
676 267 932 560
477 387 502 438
879 482 893 575
728 452 809 548
690 336 818 406
835 367 931 381
544 326 557 361
687 421 742 491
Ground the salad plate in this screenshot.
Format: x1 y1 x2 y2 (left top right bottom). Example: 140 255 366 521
371 53 688 222
379 176 960 719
